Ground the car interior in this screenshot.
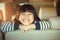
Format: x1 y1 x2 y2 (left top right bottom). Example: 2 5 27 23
0 0 60 40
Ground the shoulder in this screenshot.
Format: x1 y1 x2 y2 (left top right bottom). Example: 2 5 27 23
34 20 50 23
39 20 51 30
39 20 50 24
2 21 14 25
1 22 14 32
1 21 14 28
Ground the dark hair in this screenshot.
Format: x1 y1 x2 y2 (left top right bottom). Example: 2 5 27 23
14 4 40 24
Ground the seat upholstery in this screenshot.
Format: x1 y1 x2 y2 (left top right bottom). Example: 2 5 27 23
5 30 60 40
49 17 60 29
39 6 60 29
39 7 57 20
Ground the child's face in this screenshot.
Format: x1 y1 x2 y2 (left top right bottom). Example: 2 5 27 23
19 12 34 25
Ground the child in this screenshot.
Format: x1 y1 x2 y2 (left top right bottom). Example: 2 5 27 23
1 4 51 32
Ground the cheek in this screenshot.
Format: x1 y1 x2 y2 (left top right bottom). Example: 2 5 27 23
18 16 23 22
29 15 34 22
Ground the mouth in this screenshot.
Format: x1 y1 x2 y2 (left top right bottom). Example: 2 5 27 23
23 19 30 22
21 19 30 25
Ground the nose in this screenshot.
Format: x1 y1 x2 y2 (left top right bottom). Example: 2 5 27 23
24 15 29 19
24 14 29 18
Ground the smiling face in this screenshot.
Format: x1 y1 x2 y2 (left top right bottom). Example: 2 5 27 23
18 12 34 25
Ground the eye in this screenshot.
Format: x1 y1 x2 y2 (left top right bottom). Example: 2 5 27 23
22 14 25 15
28 14 33 15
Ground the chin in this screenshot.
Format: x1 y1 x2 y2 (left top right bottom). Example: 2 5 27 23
23 23 31 25
24 24 30 25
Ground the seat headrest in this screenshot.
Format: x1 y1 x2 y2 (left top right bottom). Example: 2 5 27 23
49 17 60 29
39 7 57 20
